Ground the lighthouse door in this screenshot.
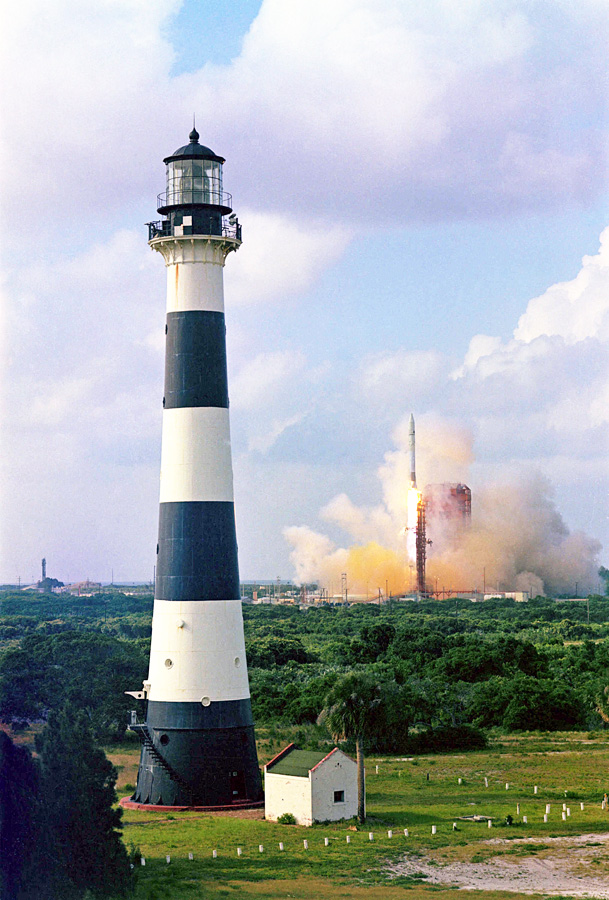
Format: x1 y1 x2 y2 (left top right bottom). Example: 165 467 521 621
230 770 245 800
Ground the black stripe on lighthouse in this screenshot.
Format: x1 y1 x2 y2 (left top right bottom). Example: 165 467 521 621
164 311 228 409
156 501 239 600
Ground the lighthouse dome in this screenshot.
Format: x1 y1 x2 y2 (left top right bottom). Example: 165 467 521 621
164 128 225 164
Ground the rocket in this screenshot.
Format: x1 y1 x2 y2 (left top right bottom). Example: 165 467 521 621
409 413 416 489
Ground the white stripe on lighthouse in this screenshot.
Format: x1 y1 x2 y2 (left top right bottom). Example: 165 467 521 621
166 261 225 313
159 407 234 503
147 599 250 703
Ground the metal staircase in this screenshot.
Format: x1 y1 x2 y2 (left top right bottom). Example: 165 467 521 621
130 722 193 804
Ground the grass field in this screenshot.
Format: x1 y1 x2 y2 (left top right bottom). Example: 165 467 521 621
109 732 609 899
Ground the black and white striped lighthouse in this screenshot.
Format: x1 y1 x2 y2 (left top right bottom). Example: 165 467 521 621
125 129 263 809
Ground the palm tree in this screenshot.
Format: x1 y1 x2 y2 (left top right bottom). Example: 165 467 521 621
319 672 382 824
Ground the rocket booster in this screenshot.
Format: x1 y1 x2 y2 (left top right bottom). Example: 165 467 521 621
409 413 416 488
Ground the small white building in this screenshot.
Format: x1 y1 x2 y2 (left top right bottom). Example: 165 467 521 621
264 743 359 826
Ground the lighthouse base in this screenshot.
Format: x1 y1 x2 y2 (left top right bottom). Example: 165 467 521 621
120 797 264 812
130 700 263 808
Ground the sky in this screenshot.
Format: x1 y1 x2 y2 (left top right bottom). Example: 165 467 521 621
0 0 607 591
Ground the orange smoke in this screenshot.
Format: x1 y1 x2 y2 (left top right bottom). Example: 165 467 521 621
344 542 409 596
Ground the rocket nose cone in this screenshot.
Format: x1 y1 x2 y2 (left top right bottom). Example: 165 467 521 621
409 413 415 431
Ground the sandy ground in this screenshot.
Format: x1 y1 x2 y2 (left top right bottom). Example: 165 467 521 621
386 833 609 897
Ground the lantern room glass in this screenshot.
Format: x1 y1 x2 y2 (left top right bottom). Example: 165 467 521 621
166 159 223 206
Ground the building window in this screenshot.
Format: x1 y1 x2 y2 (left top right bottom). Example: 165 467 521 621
334 790 345 803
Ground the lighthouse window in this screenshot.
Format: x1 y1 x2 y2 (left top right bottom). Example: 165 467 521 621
164 658 173 669
166 159 223 206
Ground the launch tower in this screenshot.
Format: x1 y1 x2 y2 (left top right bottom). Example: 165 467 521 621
125 130 263 809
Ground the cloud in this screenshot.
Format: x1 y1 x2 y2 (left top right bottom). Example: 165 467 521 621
3 0 604 233
451 232 609 443
247 414 306 454
0 0 180 224
515 226 609 343
225 211 352 305
450 334 503 379
230 350 330 454
360 349 444 405
231 351 307 410
190 0 605 221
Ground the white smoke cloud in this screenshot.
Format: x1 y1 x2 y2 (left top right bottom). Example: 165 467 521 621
284 525 347 587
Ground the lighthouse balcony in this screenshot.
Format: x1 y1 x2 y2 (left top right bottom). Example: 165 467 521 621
147 215 242 242
158 188 232 209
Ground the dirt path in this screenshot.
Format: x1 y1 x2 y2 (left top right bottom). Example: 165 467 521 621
386 833 609 897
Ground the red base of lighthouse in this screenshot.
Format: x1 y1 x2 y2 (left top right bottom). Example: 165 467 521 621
120 796 264 812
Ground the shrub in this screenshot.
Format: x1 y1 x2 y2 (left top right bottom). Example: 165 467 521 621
277 812 297 825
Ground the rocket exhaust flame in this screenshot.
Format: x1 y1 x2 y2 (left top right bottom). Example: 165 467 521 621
406 487 420 563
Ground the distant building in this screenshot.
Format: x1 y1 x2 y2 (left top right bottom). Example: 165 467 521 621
264 744 358 826
483 591 529 602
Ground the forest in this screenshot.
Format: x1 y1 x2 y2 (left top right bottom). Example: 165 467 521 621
1 589 609 752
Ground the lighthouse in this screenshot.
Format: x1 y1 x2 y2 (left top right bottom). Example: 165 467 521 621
125 129 263 809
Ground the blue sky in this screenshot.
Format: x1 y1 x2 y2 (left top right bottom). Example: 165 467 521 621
1 0 607 593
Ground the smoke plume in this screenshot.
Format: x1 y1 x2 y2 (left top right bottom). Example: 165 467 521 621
284 415 601 597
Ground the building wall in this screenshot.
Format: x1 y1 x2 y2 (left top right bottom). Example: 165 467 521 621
310 751 358 823
264 773 312 826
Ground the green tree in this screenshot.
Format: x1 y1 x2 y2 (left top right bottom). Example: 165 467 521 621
0 732 60 899
246 635 311 667
36 707 133 898
0 632 147 740
350 623 396 663
501 677 585 731
319 672 384 823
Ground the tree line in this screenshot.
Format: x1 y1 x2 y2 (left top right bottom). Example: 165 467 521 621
1 592 609 744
